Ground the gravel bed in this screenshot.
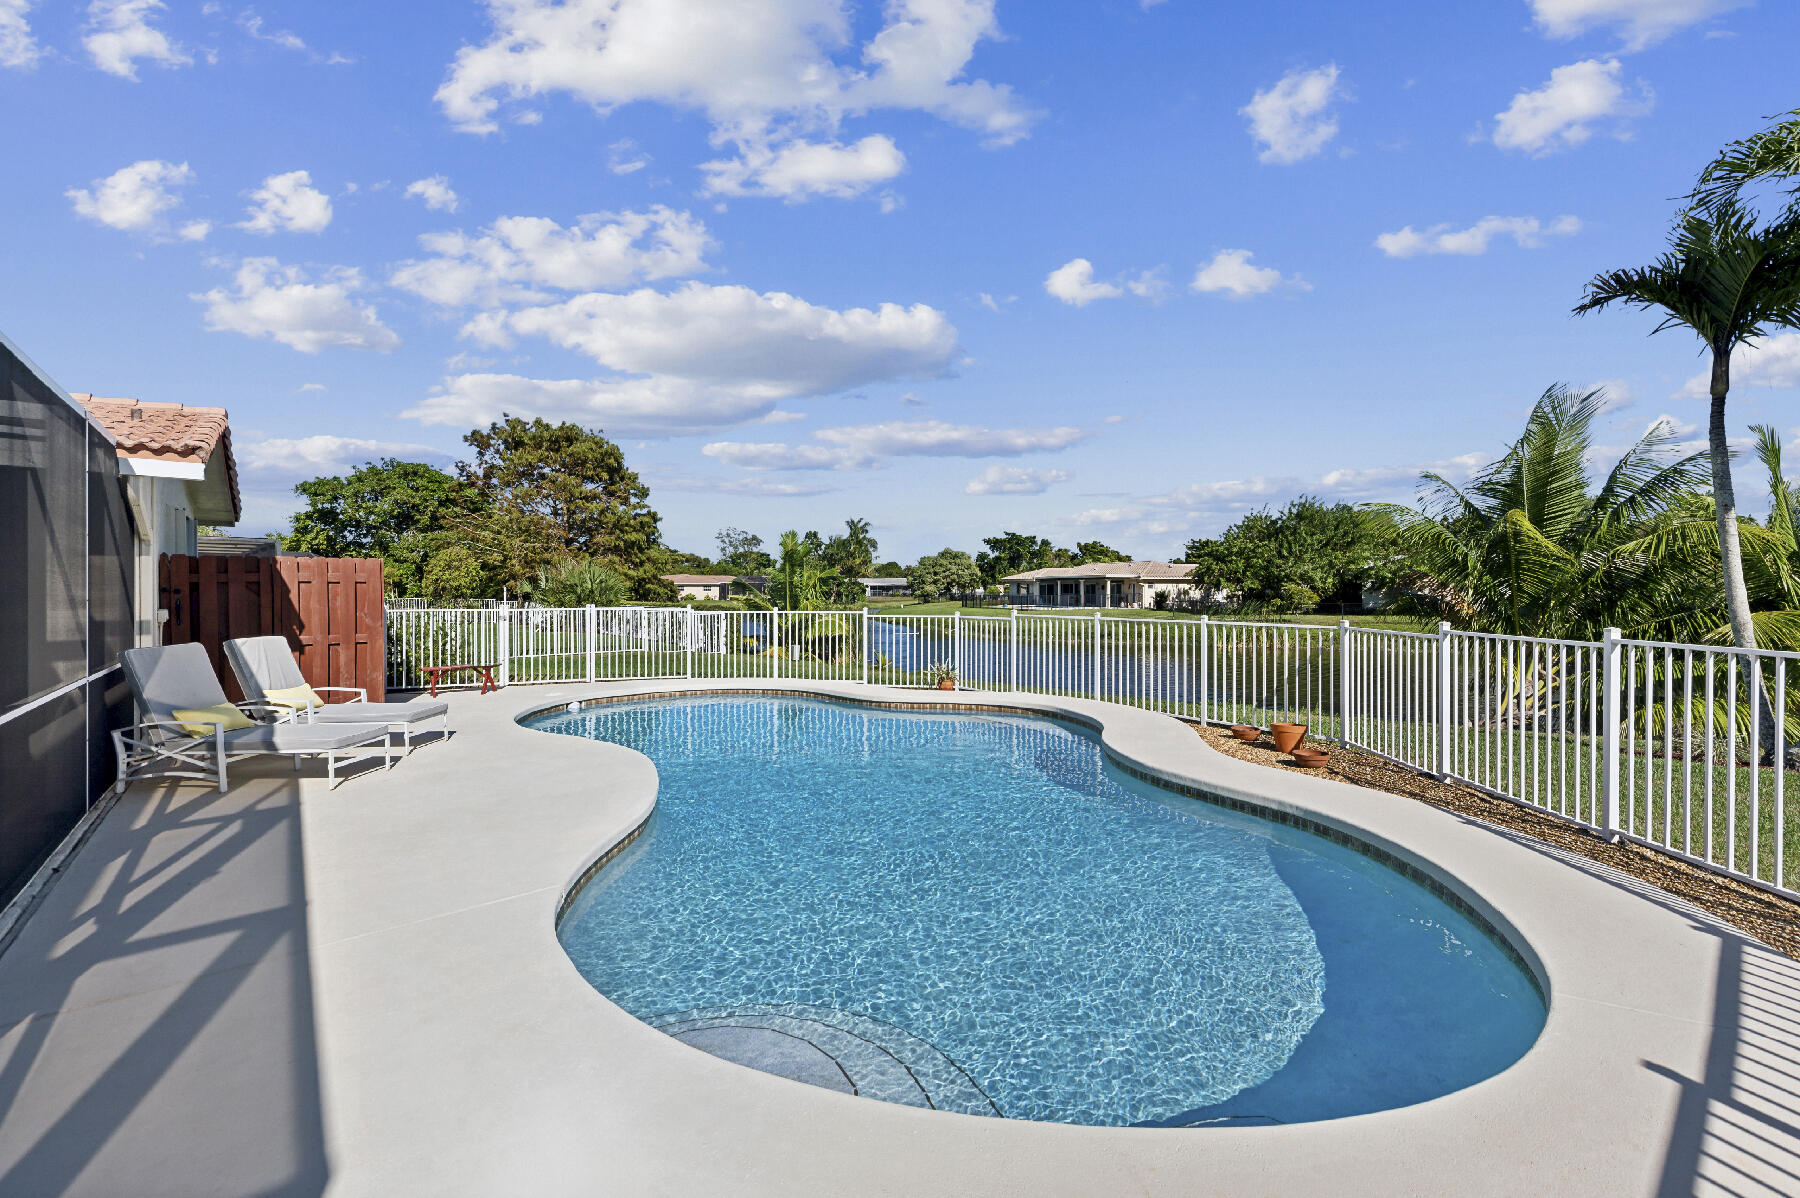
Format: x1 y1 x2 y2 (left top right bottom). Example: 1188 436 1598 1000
1193 724 1800 962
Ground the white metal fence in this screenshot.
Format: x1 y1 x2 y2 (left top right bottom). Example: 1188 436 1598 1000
386 606 1800 899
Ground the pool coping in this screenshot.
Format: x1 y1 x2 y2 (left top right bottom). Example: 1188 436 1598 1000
7 676 1795 1196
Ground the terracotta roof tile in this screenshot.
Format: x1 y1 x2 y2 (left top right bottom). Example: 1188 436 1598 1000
71 393 240 522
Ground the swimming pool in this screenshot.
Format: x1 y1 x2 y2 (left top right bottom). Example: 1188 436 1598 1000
537 694 1544 1127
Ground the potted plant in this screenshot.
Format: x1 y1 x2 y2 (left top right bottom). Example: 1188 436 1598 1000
928 661 958 691
1270 722 1308 755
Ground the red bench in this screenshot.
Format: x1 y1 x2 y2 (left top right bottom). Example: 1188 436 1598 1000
420 663 499 698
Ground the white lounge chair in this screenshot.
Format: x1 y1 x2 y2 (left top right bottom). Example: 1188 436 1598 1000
223 636 450 752
116 643 393 793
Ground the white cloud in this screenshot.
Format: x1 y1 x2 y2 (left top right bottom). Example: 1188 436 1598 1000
1044 258 1122 306
654 473 839 497
1375 214 1582 257
1241 64 1344 165
965 465 1070 495
296 382 327 393
238 434 450 476
178 219 211 242
1190 249 1303 299
1528 0 1750 51
702 134 905 200
404 175 461 213
391 206 713 307
435 0 1034 203
1587 377 1635 412
608 138 649 175
195 258 401 354
705 420 1090 471
238 11 306 53
1125 268 1170 301
84 0 191 79
1316 452 1486 498
1680 332 1800 397
406 374 794 437
1493 59 1652 155
486 282 960 397
238 170 334 234
66 159 194 234
1 0 43 69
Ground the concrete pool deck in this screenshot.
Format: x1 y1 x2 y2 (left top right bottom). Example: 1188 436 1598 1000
0 678 1797 1196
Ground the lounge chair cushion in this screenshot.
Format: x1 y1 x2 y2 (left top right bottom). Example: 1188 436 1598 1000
307 699 450 725
219 722 391 752
171 704 255 736
265 684 325 710
122 643 231 725
222 636 309 702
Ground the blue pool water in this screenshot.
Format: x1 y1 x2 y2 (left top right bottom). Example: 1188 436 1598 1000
538 696 1544 1127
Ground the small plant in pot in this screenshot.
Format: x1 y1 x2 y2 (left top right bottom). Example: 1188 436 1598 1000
928 660 958 691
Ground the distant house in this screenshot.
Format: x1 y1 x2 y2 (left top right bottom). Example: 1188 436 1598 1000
1002 561 1198 609
72 394 241 645
662 574 736 601
861 577 909 598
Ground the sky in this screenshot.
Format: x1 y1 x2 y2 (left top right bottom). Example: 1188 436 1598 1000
4 0 1798 565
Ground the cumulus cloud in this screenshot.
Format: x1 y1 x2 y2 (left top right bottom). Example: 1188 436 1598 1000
1044 258 1122 306
238 434 451 476
1316 452 1487 498
404 175 461 213
965 465 1070 495
1375 214 1582 257
434 0 1033 204
1680 332 1800 397
178 219 211 241
705 420 1090 471
84 0 190 79
405 374 795 437
238 170 334 234
1241 64 1344 165
66 159 195 234
1190 249 1303 298
391 206 712 307
607 138 649 175
653 473 839 498
1 0 43 69
195 258 401 354
702 134 906 200
1493 59 1652 155
1528 0 1749 51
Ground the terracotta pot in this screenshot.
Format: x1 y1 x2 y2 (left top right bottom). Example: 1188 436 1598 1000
1290 749 1330 769
937 678 956 691
1229 724 1259 742
1270 722 1308 755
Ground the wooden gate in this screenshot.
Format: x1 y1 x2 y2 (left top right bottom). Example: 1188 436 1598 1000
159 555 386 702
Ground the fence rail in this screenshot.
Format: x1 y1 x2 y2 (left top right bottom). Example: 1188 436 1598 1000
386 606 1800 900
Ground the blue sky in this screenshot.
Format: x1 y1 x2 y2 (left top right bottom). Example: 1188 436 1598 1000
4 0 1798 563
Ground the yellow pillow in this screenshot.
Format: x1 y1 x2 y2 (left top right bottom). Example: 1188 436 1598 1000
171 704 254 736
264 684 324 711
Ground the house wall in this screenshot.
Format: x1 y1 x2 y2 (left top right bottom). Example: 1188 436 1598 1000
121 474 200 646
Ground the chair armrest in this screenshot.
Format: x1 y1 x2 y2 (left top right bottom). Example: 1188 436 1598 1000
312 686 370 703
235 702 301 723
117 717 220 742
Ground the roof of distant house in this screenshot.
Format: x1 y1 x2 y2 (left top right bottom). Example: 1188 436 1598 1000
71 393 240 523
1002 561 1194 582
662 574 737 585
859 576 908 584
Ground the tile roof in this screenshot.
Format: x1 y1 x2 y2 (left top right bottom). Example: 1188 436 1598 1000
1002 560 1195 582
71 394 240 521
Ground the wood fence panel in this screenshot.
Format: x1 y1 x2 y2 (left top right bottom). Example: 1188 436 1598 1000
160 554 384 702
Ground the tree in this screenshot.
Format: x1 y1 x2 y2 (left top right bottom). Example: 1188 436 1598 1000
285 459 475 597
1371 386 1711 639
910 548 982 601
768 530 825 610
1575 201 1800 652
975 532 1058 584
458 416 664 594
821 517 877 580
1073 540 1129 564
1693 108 1800 215
715 526 774 576
1183 497 1389 608
524 557 629 607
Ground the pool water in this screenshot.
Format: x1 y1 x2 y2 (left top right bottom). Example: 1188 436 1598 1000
538 696 1544 1127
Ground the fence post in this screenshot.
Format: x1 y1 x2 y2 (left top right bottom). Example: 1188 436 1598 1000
585 605 597 683
685 605 694 680
1601 626 1623 839
1197 615 1210 724
496 609 510 689
1337 619 1352 746
1009 608 1018 692
774 607 782 680
1093 611 1102 701
953 609 962 690
1436 620 1453 779
861 608 870 686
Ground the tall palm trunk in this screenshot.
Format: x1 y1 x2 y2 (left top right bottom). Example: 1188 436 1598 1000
1709 347 1756 650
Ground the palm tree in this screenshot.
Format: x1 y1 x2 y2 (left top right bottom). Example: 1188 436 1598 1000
1574 201 1800 653
1372 385 1709 640
1692 108 1800 214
